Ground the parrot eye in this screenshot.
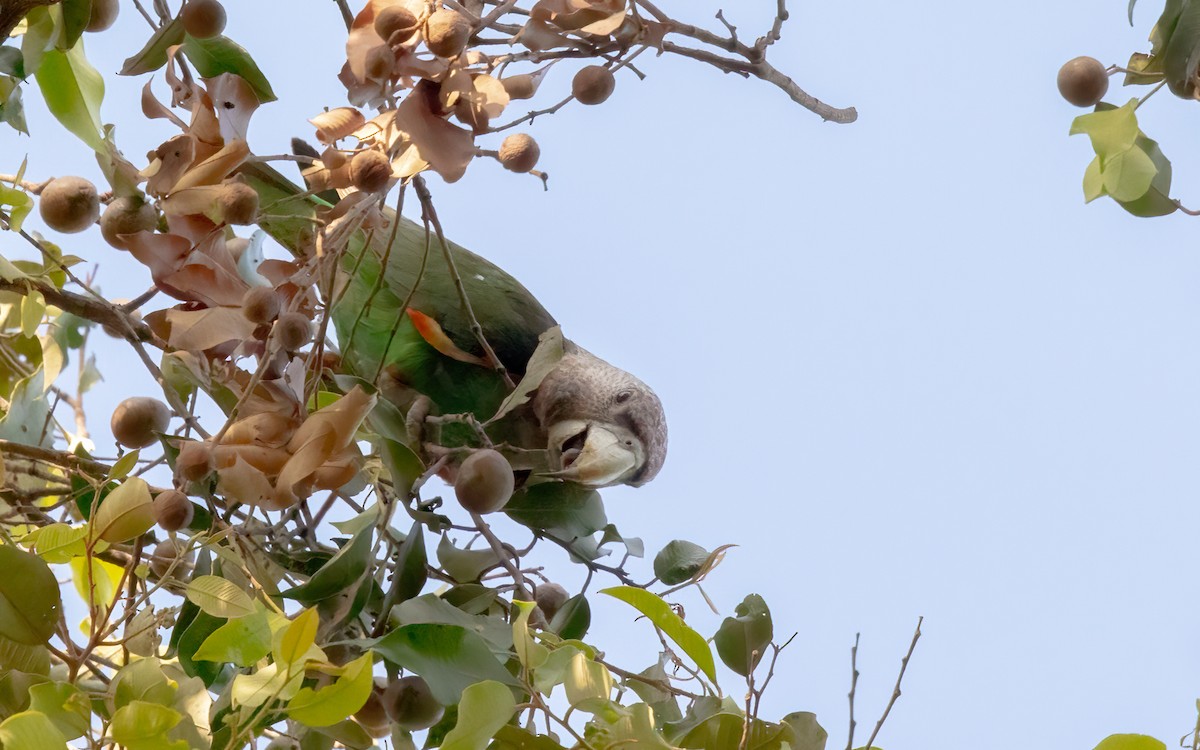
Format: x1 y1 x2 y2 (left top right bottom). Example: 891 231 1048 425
615 389 634 404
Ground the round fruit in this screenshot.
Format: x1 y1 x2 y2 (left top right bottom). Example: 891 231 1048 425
354 683 391 738
349 148 393 193
217 183 258 225
275 312 313 351
384 675 444 731
175 441 214 483
375 5 418 44
242 286 282 324
149 540 183 578
535 582 569 621
364 44 395 80
86 0 119 32
1057 56 1109 107
424 9 471 58
152 489 194 532
39 176 99 234
572 65 615 105
498 133 540 173
100 195 157 249
181 0 226 39
111 397 171 449
454 449 514 514
502 74 536 100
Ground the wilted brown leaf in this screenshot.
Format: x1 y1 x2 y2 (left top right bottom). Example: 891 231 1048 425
151 306 259 352
143 134 197 196
391 82 476 182
205 73 261 143
310 107 367 144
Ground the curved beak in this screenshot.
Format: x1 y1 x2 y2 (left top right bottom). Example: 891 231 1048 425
543 420 642 488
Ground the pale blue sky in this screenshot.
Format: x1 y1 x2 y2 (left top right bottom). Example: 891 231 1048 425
3 1 1198 749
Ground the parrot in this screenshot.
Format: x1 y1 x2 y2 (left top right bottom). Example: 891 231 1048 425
239 161 667 488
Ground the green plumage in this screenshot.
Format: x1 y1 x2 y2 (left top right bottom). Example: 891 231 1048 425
333 218 556 418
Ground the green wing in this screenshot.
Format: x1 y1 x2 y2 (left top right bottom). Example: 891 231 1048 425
242 163 556 419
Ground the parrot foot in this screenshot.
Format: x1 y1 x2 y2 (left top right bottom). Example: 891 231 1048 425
405 395 432 447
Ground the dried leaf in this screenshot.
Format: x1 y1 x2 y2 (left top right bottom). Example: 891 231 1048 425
204 73 260 143
391 84 476 182
155 306 259 352
310 107 366 144
216 454 279 508
143 134 197 196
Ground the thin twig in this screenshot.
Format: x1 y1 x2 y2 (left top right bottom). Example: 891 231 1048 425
864 617 924 750
846 633 860 750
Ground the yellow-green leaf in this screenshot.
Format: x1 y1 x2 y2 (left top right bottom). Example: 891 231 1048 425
600 586 717 683
34 43 105 152
0 710 68 750
275 606 318 672
90 477 154 544
512 600 548 671
285 651 374 727
440 680 516 750
185 575 256 619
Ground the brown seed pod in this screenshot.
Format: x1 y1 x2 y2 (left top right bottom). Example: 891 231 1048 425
384 675 444 730
86 0 119 32
111 397 171 449
1057 56 1109 107
364 44 395 80
349 148 393 194
175 441 214 483
454 449 515 514
275 312 313 351
153 489 194 532
216 182 258 225
502 74 536 100
375 5 418 44
100 195 158 249
354 682 392 738
424 9 471 58
535 582 569 621
39 176 100 234
572 65 615 105
498 133 540 173
242 286 282 324
182 0 226 39
149 540 184 578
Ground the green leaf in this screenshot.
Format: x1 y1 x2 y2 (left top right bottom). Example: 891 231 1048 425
282 528 372 604
112 658 176 710
564 650 612 712
231 661 303 708
1123 52 1164 85
439 680 516 750
60 0 92 49
1162 0 1200 97
108 449 140 481
388 520 428 608
600 586 717 683
1101 144 1157 202
714 594 773 677
1117 136 1178 217
781 712 828 750
653 540 709 585
191 609 271 666
286 652 374 727
0 545 61 645
1129 0 1139 24
0 635 51 674
90 476 154 544
1082 156 1104 203
0 181 32 228
394 594 512 655
492 725 569 750
371 623 521 705
437 534 508 583
1093 736 1167 750
111 700 186 750
27 523 87 564
505 482 607 539
181 34 276 103
1070 100 1140 157
119 18 186 75
276 607 319 671
34 44 105 152
185 575 256 619
380 437 424 498
0 710 68 750
487 326 564 423
21 289 44 338
28 682 89 740
548 594 590 641
512 600 549 671
0 47 25 78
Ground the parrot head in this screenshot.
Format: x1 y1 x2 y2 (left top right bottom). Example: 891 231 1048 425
532 345 667 488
